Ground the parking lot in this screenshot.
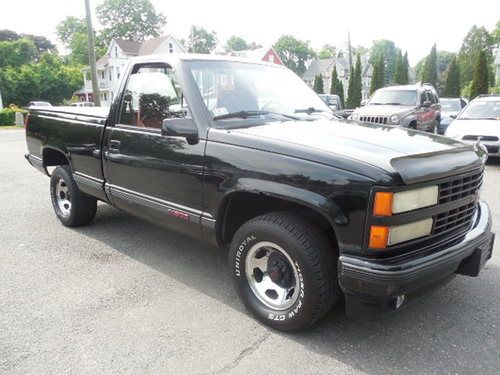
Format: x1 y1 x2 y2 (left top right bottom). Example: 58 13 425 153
1 128 499 374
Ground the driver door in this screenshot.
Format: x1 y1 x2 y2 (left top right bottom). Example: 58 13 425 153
103 62 206 237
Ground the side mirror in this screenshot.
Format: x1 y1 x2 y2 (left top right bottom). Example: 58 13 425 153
162 117 198 142
421 101 431 108
360 100 367 107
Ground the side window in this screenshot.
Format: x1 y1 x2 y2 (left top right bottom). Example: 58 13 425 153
118 64 187 129
420 90 429 105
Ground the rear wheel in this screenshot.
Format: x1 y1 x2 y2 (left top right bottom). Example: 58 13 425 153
229 212 338 332
50 165 97 227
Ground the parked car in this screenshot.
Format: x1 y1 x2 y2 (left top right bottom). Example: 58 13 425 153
437 97 468 134
350 84 441 133
445 95 500 157
25 55 494 332
69 101 95 107
27 101 52 108
318 94 351 119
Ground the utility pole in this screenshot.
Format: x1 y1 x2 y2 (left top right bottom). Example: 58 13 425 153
85 0 101 106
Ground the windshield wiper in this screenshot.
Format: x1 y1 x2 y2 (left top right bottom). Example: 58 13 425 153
384 102 406 105
213 110 299 121
294 107 324 114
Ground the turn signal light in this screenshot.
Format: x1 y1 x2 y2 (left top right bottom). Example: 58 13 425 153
373 192 393 216
369 225 389 249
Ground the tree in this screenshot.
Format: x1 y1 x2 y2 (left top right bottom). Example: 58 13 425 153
0 38 38 68
56 16 87 45
313 74 324 94
369 40 398 84
224 36 249 52
421 44 438 87
401 51 409 84
318 44 336 59
330 65 344 106
470 51 489 99
370 54 384 95
0 29 56 58
458 25 493 86
346 54 362 108
491 21 500 45
0 54 82 106
187 26 217 54
96 0 166 41
0 29 20 42
273 35 315 75
393 50 404 84
442 57 461 97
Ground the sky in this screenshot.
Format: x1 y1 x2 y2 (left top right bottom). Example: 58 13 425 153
0 0 498 65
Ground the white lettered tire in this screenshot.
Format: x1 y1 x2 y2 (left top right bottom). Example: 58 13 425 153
229 212 338 332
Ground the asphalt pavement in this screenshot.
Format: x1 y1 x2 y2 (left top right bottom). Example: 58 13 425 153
1 128 499 374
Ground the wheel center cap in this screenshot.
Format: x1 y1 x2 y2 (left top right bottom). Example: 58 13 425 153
268 266 282 282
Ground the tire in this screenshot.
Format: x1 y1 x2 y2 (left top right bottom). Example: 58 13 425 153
229 212 338 332
50 165 97 227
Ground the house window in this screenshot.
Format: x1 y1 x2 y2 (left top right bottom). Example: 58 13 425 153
115 46 118 57
100 71 105 80
109 70 112 81
85 72 91 81
269 54 274 63
100 92 108 101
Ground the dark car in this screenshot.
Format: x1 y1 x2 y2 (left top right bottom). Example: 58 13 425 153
350 84 441 133
438 97 468 134
318 94 351 118
24 55 494 332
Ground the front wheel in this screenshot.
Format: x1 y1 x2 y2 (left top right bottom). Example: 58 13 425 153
229 212 338 332
50 165 97 227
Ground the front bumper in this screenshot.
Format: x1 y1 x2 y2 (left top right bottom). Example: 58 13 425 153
338 201 494 318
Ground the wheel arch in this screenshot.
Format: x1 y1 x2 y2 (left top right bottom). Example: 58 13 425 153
216 182 345 252
42 147 71 170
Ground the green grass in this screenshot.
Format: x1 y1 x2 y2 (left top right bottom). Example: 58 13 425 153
0 125 23 129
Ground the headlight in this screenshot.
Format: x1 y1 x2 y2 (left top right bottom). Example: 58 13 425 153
350 113 359 121
369 218 434 248
373 186 439 216
390 114 399 124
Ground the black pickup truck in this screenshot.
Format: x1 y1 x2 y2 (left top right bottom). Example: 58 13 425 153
25 54 494 332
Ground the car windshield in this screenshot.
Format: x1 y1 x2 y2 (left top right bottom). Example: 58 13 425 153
187 60 333 124
440 98 461 113
369 89 417 106
458 101 500 120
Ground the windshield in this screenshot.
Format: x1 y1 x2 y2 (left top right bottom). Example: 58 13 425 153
440 98 461 113
187 61 333 123
458 101 500 120
369 89 417 106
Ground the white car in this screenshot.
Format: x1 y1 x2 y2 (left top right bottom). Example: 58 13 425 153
69 102 95 107
445 96 500 157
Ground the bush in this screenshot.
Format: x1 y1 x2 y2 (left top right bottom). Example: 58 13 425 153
0 105 28 126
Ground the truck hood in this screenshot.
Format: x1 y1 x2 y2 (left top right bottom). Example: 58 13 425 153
352 105 415 117
209 119 486 184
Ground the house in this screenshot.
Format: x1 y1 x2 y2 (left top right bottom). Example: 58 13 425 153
76 35 186 106
302 56 373 101
228 47 284 66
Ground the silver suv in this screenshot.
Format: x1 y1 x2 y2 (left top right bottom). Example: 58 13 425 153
350 84 441 133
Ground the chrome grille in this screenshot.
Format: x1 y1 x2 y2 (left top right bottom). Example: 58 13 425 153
462 135 499 142
360 116 388 125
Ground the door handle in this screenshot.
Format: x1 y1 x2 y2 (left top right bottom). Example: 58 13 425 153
109 140 121 153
